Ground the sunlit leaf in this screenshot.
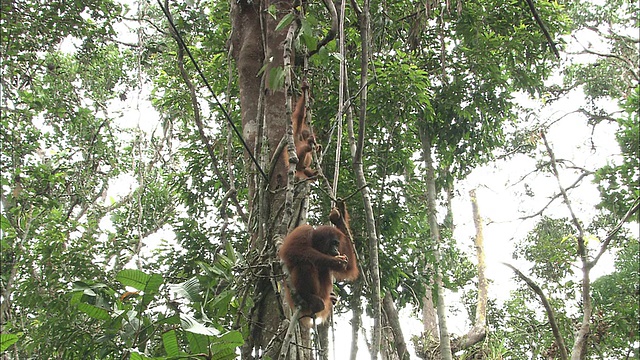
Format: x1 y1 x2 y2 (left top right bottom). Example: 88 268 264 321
0 334 19 352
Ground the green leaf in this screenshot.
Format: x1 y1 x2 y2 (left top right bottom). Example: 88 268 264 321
211 331 244 360
162 330 180 357
300 16 312 36
69 291 83 305
0 333 19 352
145 274 164 293
117 269 152 291
116 270 163 311
0 214 9 232
267 66 285 91
266 4 277 19
169 277 201 302
257 61 269 76
116 269 163 293
275 12 295 32
76 302 110 320
301 32 318 52
128 352 152 360
185 331 211 355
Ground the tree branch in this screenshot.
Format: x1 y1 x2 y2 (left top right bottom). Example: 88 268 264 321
590 197 640 268
541 132 586 241
518 170 592 221
307 0 338 57
541 131 592 359
503 262 568 360
570 35 640 82
524 0 560 59
166 3 247 224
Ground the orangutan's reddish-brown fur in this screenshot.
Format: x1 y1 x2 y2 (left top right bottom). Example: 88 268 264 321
279 207 358 326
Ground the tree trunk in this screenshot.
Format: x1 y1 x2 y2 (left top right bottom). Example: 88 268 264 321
451 189 488 351
571 268 591 360
230 1 263 195
318 322 329 360
350 278 363 360
230 1 303 358
353 0 382 357
343 0 381 356
422 288 438 339
542 132 587 360
419 125 453 360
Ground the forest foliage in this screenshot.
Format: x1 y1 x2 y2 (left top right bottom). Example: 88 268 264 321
1 0 638 359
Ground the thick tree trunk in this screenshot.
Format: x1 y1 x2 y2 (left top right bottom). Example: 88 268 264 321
230 1 300 358
230 1 262 170
422 289 438 339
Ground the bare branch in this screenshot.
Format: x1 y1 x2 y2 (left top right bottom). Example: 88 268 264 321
166 3 247 224
524 0 560 59
541 132 586 239
503 262 568 360
590 197 640 268
574 108 624 124
518 170 592 221
570 35 640 82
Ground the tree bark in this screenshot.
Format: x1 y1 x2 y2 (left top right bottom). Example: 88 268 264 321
541 133 588 360
382 292 410 360
350 279 363 360
230 0 263 181
355 0 382 358
422 288 438 339
504 263 569 360
344 0 381 357
230 1 300 357
318 322 329 360
451 189 488 351
419 126 453 360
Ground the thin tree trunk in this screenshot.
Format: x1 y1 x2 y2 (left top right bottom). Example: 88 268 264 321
347 0 382 357
318 322 329 360
350 278 364 360
451 189 488 351
542 133 588 360
469 189 487 328
419 126 453 360
380 318 397 360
